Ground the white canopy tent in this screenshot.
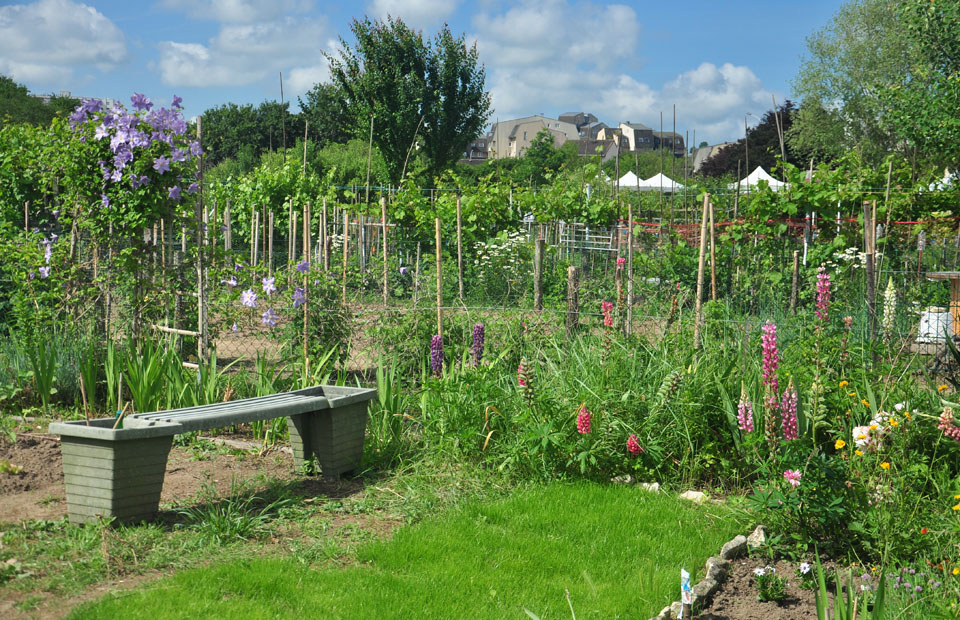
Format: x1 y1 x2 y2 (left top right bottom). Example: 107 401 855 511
730 166 787 192
617 171 641 187
639 172 685 193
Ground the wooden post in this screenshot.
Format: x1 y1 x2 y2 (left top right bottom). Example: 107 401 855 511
627 189 634 336
864 201 877 341
321 199 328 270
693 193 709 350
534 238 545 312
268 211 275 276
342 210 349 306
224 200 232 251
435 216 443 337
195 115 206 364
566 266 580 337
709 201 717 301
790 250 800 314
381 195 389 306
456 194 464 301
250 204 257 265
24 201 29 232
303 200 310 378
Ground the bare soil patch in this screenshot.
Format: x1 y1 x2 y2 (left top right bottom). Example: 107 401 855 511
700 558 828 620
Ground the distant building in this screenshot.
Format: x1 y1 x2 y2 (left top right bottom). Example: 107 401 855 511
692 143 734 172
652 131 685 157
577 138 619 162
485 115 580 159
29 90 117 109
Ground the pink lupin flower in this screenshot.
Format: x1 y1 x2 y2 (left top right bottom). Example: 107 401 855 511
576 404 592 434
761 321 779 394
815 267 831 321
737 384 754 433
780 379 799 441
627 434 643 456
601 301 614 327
938 408 960 443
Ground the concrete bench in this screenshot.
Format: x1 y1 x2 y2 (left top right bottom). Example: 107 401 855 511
48 385 377 525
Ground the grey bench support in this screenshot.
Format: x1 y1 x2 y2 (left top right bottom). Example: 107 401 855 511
49 385 377 525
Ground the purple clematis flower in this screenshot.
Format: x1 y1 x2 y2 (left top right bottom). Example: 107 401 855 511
38 266 51 279
231 322 238 333
261 308 278 327
168 185 181 201
221 276 237 290
241 289 257 308
130 93 153 112
235 262 245 272
187 182 199 194
262 276 276 295
153 156 170 174
292 287 306 308
296 260 309 274
171 94 183 109
101 194 110 208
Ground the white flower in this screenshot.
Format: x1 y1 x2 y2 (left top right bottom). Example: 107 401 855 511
753 568 766 576
765 566 777 574
799 562 811 575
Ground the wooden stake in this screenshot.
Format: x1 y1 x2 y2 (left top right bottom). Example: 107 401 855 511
864 201 877 342
24 201 29 232
268 210 275 276
790 250 800 314
534 238 544 312
709 201 717 301
250 204 256 265
435 216 443 337
321 199 328 270
627 172 634 336
224 200 231 251
456 195 464 301
693 193 709 350
566 266 580 337
303 200 310 378
342 211 349 306
381 195 388 306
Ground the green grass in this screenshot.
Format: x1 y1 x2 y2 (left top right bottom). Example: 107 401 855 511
69 483 744 620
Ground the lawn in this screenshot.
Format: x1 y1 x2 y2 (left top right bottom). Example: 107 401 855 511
68 482 744 619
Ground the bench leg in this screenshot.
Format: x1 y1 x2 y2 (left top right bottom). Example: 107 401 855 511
60 435 173 525
288 403 369 477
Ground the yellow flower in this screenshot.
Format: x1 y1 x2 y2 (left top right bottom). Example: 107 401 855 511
890 419 899 428
905 411 913 420
856 434 867 440
835 439 846 450
880 462 891 470
938 384 949 392
862 399 871 407
955 494 960 499
954 567 960 576
839 381 849 388
952 503 960 511
870 423 879 430
855 449 863 456
849 392 857 397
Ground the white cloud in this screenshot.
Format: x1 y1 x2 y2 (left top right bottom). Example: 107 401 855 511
156 16 330 94
158 0 313 24
368 0 461 30
472 0 775 144
0 0 126 86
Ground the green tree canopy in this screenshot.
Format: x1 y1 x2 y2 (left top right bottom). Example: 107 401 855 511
0 75 78 126
699 102 800 177
297 83 352 149
326 16 491 185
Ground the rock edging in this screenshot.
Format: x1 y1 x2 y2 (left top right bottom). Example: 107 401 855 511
649 525 766 620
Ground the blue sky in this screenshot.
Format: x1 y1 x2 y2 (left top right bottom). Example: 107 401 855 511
0 0 843 144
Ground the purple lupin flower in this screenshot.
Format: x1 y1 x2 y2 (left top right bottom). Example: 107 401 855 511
472 323 485 367
780 379 799 440
430 334 443 376
815 266 831 321
737 384 754 433
761 321 779 394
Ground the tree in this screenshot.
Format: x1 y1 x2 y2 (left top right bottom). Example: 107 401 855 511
699 102 800 177
791 0 915 163
298 83 352 148
200 100 302 169
0 75 78 126
327 16 491 185
879 1 960 169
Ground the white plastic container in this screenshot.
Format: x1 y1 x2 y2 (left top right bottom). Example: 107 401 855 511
917 307 953 343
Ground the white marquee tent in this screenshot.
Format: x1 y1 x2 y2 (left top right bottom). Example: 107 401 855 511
730 166 788 192
640 172 685 193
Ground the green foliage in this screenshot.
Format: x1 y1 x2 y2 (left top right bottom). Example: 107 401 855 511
0 75 78 127
753 567 787 602
327 16 490 183
175 478 294 545
700 101 799 177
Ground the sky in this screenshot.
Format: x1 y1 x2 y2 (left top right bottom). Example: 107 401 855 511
0 0 844 145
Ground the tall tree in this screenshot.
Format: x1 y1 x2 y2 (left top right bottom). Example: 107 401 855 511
326 17 491 184
699 102 800 177
0 75 78 126
791 0 915 163
298 83 352 148
879 1 960 169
